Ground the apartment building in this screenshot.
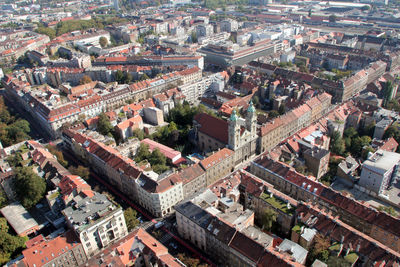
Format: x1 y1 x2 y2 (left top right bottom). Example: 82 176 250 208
136 172 183 217
22 231 88 267
62 130 141 200
359 150 400 195
239 171 298 235
200 148 235 186
85 228 182 266
178 72 226 105
93 55 204 70
62 193 127 256
295 203 400 266
250 156 400 252
175 201 212 251
175 200 300 267
3 65 202 138
115 115 143 140
168 163 206 198
259 93 332 153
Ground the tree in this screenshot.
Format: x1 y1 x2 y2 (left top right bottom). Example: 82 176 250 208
177 253 200 267
115 70 124 83
0 189 7 209
329 15 337 23
140 73 150 81
79 75 92 85
269 110 279 119
132 128 145 140
361 122 375 138
7 152 22 167
97 113 113 136
0 218 9 233
124 207 139 231
149 148 167 167
361 146 375 160
308 9 312 17
383 124 400 140
331 131 346 156
135 143 151 162
46 145 68 167
0 231 27 265
384 80 394 107
14 167 46 209
124 72 133 84
260 208 277 231
35 26 56 39
252 95 261 109
191 31 197 43
99 36 108 48
343 127 358 139
308 234 331 264
387 99 400 112
278 104 286 115
313 234 330 254
69 165 90 180
350 136 371 157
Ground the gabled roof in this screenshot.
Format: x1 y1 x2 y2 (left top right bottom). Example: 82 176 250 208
22 231 81 267
194 113 229 144
200 148 233 170
229 231 265 264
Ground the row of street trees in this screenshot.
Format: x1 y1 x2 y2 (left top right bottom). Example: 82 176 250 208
0 96 31 147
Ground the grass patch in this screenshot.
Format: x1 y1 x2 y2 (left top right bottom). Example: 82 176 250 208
18 144 30 154
292 224 302 233
329 242 341 252
48 191 60 200
344 253 358 264
260 192 294 215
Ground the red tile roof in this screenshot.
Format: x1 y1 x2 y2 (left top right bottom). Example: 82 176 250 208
200 148 233 170
194 113 229 144
22 231 81 267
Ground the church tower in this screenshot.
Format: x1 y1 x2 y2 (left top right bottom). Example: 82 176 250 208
228 110 241 150
246 100 257 138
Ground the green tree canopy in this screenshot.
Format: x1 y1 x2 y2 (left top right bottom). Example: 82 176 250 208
69 165 90 180
79 75 93 85
97 113 113 136
14 166 46 209
124 207 140 232
46 144 68 167
135 143 151 163
343 127 358 139
269 110 279 119
0 96 31 146
149 148 167 167
330 131 346 156
99 36 108 48
278 104 286 115
260 208 277 231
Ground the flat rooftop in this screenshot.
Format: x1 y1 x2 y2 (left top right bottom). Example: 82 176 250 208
363 149 400 174
1 202 39 236
62 193 117 232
